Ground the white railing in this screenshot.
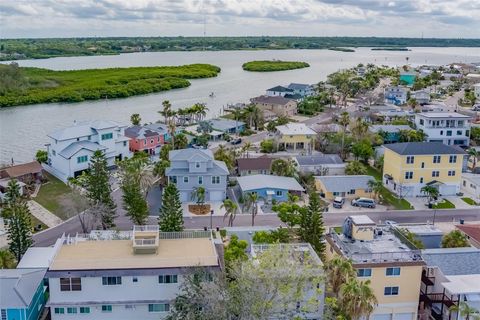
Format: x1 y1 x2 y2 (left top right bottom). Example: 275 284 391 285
159 231 211 239
133 225 159 232
133 238 157 246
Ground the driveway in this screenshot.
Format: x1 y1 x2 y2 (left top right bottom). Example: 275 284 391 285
326 200 388 214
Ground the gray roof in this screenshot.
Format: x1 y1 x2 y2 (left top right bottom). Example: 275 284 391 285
422 248 480 276
251 95 295 106
384 142 466 155
267 85 293 93
169 148 213 162
165 160 229 176
315 175 374 193
0 269 46 308
369 125 412 133
48 120 124 141
125 126 163 139
416 112 471 119
237 174 304 192
208 119 245 132
59 141 107 159
295 154 344 166
17 247 57 269
288 83 312 90
144 123 168 133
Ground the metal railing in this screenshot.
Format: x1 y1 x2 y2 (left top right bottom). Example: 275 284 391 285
133 225 159 232
133 238 157 246
159 231 211 239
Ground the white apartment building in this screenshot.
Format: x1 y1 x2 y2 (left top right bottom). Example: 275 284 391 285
474 83 480 99
46 227 220 320
414 112 471 147
45 120 131 182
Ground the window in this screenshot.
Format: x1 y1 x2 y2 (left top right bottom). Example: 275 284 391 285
102 276 122 285
406 156 414 164
446 130 452 136
432 171 440 177
60 278 82 291
457 130 462 136
54 308 65 314
183 176 189 183
384 286 399 296
420 177 424 183
466 130 470 136
123 141 127 147
77 155 88 164
348 189 356 195
159 274 178 284
433 156 441 163
150 139 154 144
276 190 283 196
195 162 200 168
148 304 170 312
1 309 5 320
212 176 220 184
448 170 456 176
421 162 425 168
52 150 56 156
143 139 147 146
419 119 424 125
170 176 177 184
101 133 113 140
357 268 372 277
80 307 90 314
67 307 77 314
88 136 91 140
440 130 443 135
386 267 401 276
404 172 413 180
449 155 457 163
333 192 339 196
101 305 112 312
132 277 138 283
198 176 203 185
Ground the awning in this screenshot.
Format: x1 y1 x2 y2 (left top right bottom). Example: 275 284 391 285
209 130 223 137
426 180 444 187
384 174 393 180
266 190 275 195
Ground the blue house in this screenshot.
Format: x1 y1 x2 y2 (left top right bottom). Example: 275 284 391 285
208 119 245 134
0 269 47 320
237 174 304 203
166 148 229 202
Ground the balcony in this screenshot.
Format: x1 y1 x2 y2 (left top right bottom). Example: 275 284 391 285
420 289 458 309
132 225 159 254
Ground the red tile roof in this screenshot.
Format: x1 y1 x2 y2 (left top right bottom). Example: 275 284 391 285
237 156 273 171
456 224 480 243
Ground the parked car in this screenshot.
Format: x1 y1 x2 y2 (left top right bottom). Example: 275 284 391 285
231 138 242 145
385 220 398 227
351 197 376 208
332 197 345 209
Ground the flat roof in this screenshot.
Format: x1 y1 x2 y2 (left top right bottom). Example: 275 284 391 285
416 112 471 119
442 274 480 294
49 238 218 271
276 123 316 135
403 224 443 236
350 215 375 225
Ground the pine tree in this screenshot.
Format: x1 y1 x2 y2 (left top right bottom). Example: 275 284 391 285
86 150 117 229
122 182 149 225
158 183 184 232
299 192 326 260
7 202 33 261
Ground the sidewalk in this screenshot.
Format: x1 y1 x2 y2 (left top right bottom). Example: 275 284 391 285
27 200 63 228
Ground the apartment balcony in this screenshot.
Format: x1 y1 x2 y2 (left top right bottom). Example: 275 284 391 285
132 225 159 254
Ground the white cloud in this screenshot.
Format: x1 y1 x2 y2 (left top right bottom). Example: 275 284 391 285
0 0 479 38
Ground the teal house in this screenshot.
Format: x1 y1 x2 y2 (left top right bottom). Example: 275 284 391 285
0 269 47 320
400 72 417 85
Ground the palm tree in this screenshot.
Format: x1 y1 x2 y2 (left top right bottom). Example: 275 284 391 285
398 129 410 143
450 302 480 320
367 179 383 200
468 148 478 171
159 100 172 124
271 159 297 177
244 192 259 227
0 249 16 269
345 161 367 175
130 113 141 126
442 230 469 248
167 120 176 148
191 186 206 208
174 133 189 150
193 103 208 122
221 199 238 227
241 141 252 158
340 278 378 320
324 257 356 298
153 159 170 186
421 185 439 205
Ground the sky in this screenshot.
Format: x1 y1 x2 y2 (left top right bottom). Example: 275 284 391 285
1 0 480 39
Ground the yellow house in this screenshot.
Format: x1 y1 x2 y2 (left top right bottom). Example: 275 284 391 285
275 123 316 151
383 142 466 197
325 215 425 320
315 175 375 200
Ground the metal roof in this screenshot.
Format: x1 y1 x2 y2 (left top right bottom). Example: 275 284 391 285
169 148 213 162
125 126 163 139
237 174 304 192
416 112 471 119
276 123 316 135
251 95 295 106
48 120 124 141
266 85 293 93
384 142 466 155
315 175 374 193
58 141 107 159
295 154 344 166
422 248 480 276
208 119 245 132
288 83 312 90
0 269 46 308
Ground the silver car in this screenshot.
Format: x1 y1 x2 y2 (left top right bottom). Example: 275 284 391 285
351 197 376 208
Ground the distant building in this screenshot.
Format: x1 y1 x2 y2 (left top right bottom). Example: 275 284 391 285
400 72 417 85
124 125 167 155
414 112 472 147
266 85 294 97
412 89 431 105
326 216 425 320
250 95 297 118
315 175 374 200
45 120 131 182
369 125 412 144
0 269 47 320
287 83 314 97
165 149 228 202
237 156 274 176
384 86 408 105
237 174 304 203
294 154 345 175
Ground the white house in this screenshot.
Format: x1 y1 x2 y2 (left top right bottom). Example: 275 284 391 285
474 83 480 99
266 85 294 97
46 228 220 320
414 112 472 147
461 173 480 200
384 86 408 105
44 120 131 182
412 89 431 105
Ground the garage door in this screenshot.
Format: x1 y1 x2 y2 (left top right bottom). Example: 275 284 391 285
439 184 457 196
180 191 189 202
209 191 224 201
394 313 414 320
372 314 391 320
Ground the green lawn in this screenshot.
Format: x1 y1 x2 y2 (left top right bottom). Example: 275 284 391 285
366 165 413 210
30 215 48 233
35 173 72 220
433 199 455 209
461 197 477 205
